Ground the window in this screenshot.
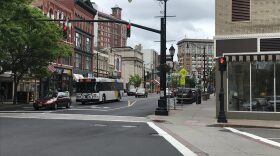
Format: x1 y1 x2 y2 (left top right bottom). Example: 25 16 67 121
228 62 250 111
232 0 250 22
62 56 70 65
75 33 82 49
85 56 92 70
85 38 91 52
75 53 82 69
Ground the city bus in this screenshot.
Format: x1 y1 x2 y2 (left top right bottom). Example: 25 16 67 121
76 77 124 104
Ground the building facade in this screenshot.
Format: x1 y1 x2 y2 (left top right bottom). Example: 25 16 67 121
215 0 280 120
142 48 160 93
97 5 127 49
114 47 144 90
34 0 75 97
177 39 215 87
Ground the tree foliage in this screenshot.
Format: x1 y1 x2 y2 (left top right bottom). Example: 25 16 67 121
0 0 72 103
128 74 142 88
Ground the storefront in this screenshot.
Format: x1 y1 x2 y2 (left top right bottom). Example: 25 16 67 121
219 53 280 120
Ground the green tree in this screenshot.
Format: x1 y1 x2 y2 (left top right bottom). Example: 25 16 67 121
0 0 72 104
128 74 142 88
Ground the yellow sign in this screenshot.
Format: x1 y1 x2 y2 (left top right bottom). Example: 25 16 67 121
179 76 185 86
179 68 188 77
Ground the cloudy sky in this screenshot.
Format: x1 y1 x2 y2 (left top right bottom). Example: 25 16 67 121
92 0 215 59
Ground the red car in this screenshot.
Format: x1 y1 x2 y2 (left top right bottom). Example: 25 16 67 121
33 91 71 110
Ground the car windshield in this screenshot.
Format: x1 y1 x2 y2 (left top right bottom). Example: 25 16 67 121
138 89 145 93
130 89 136 92
178 88 191 93
45 92 58 98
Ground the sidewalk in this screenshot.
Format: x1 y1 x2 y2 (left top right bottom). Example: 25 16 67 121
0 101 34 111
148 95 280 156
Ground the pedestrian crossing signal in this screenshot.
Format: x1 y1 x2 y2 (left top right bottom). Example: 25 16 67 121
219 57 227 71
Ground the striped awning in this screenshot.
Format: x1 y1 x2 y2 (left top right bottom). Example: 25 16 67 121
224 54 280 62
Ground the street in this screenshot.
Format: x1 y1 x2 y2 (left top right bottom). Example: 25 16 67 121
1 94 280 156
0 94 186 156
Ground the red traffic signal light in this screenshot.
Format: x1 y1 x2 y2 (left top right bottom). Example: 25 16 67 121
219 57 227 71
126 24 131 38
63 24 68 39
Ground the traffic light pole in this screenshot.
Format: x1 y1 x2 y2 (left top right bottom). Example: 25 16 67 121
217 62 227 123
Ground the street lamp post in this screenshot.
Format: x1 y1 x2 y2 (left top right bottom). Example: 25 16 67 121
155 0 169 116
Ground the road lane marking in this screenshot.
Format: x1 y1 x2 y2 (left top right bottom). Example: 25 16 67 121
0 113 148 123
225 127 280 148
121 125 137 128
128 100 136 107
93 124 107 127
147 122 197 156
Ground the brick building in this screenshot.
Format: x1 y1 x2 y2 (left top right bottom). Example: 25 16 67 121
215 0 280 120
97 5 127 49
34 0 97 96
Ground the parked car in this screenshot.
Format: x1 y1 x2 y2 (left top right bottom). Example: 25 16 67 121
127 88 136 96
135 88 148 98
33 91 71 110
176 88 196 104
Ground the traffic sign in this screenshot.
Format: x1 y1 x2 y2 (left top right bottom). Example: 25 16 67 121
179 67 188 77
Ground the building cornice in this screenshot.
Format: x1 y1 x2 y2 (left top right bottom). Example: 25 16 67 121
214 33 280 40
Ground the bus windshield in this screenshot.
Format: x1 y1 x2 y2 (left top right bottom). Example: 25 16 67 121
76 82 97 93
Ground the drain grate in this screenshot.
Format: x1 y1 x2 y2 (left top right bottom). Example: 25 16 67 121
152 119 166 123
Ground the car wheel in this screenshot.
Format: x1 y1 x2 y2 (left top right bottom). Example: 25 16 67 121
82 102 86 105
66 102 70 108
53 103 58 110
102 95 106 104
117 93 121 102
34 106 39 110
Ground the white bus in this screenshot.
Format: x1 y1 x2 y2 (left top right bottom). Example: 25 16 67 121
76 77 124 104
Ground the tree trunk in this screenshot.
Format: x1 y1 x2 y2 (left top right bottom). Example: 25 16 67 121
13 74 18 105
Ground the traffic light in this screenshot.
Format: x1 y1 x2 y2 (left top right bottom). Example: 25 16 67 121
63 24 68 40
126 23 131 38
219 57 227 71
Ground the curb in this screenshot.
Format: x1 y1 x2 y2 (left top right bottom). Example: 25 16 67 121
208 123 280 129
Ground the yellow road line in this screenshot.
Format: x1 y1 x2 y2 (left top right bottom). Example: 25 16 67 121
128 100 136 107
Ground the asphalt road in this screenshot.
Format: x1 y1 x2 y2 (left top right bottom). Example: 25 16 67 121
236 128 280 143
54 93 161 117
0 117 182 156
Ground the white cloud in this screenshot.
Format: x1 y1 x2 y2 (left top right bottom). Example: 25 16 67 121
92 0 215 58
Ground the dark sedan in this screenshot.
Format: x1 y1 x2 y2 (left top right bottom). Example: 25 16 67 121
176 88 196 104
33 91 71 110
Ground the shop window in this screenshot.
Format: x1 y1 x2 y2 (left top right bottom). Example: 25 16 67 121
228 62 250 111
251 62 274 112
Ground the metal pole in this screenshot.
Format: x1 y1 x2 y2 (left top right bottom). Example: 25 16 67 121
203 47 206 93
97 52 99 77
217 70 227 123
155 0 168 115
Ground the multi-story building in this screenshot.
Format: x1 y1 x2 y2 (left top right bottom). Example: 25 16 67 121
215 0 280 120
108 49 122 79
93 49 109 78
97 5 127 49
114 46 144 90
177 39 214 85
142 48 160 93
62 0 97 79
34 0 75 96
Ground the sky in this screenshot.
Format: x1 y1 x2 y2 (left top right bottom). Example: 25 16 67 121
91 0 215 59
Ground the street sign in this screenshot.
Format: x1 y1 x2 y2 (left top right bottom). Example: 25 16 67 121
179 67 188 77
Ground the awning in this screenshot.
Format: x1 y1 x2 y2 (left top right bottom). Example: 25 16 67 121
151 79 160 85
224 53 280 62
73 74 84 82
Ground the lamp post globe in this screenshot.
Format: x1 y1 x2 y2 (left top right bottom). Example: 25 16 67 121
169 45 175 60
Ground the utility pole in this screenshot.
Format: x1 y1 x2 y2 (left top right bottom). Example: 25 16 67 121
155 0 168 116
203 47 206 93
